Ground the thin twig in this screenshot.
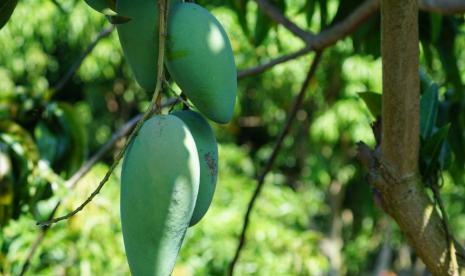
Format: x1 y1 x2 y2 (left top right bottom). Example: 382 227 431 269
19 203 59 276
237 47 310 79
431 179 456 272
37 0 169 227
52 25 115 94
228 51 323 275
21 118 137 275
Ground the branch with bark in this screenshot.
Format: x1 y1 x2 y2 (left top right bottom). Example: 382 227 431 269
419 0 465 14
242 0 465 79
356 0 464 275
254 0 314 43
238 0 380 79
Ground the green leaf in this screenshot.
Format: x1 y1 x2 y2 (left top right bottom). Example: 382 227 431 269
253 0 285 47
318 0 327 29
55 103 88 175
422 124 450 175
429 13 442 44
43 102 88 176
438 139 452 170
231 0 250 40
358 91 382 117
420 83 438 139
34 122 59 164
0 121 39 219
304 0 316 27
421 41 434 68
0 0 17 30
253 8 272 46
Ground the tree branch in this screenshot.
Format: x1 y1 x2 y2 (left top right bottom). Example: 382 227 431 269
237 0 380 79
419 0 465 14
52 25 115 94
21 0 465 271
237 47 310 79
363 0 461 275
254 0 314 44
228 51 323 275
239 0 464 80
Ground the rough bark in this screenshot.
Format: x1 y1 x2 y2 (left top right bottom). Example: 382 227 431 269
372 0 460 275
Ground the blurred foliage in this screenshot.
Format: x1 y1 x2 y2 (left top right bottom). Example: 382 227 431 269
0 0 465 275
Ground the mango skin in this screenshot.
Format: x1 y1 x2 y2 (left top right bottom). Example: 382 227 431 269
120 115 199 276
116 0 181 92
166 3 237 124
172 110 218 226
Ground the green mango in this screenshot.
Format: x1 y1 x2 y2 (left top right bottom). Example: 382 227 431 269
120 115 199 276
172 110 218 226
166 3 237 124
116 0 181 92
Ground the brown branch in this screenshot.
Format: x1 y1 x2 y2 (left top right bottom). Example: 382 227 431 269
228 51 323 276
237 48 310 79
362 0 461 275
239 0 462 80
237 0 380 79
52 25 115 94
254 0 314 43
311 0 380 50
419 0 465 14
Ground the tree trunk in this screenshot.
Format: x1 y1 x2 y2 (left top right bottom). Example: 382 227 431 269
358 0 462 275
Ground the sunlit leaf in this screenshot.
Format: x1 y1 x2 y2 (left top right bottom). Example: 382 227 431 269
0 121 39 219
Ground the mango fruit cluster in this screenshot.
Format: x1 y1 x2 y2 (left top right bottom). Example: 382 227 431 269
83 0 237 274
117 0 237 124
121 111 219 275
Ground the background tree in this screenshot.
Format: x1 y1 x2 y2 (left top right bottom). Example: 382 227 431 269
1 0 465 275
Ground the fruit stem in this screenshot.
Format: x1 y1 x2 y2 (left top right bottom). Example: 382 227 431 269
37 0 170 227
